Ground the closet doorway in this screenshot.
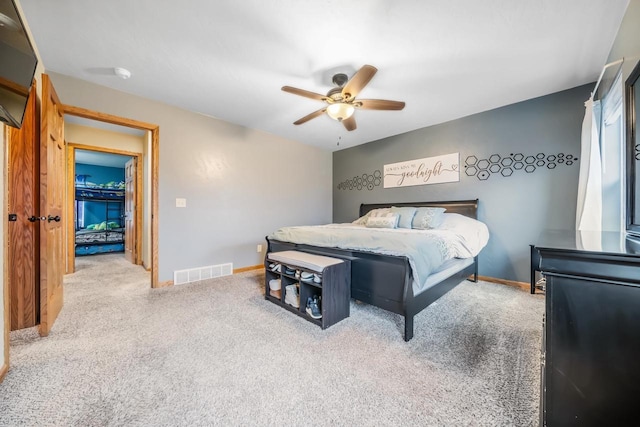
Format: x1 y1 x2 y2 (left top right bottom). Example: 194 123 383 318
68 146 143 268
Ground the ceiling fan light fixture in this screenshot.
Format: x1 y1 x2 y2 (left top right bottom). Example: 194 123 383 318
282 64 403 129
326 102 354 121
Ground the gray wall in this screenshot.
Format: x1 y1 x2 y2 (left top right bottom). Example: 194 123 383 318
333 84 592 283
49 72 332 282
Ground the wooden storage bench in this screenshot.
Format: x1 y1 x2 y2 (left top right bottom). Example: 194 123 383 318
265 250 351 329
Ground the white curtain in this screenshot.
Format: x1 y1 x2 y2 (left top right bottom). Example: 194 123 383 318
576 97 602 231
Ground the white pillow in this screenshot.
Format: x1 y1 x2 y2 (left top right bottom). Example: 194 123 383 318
365 214 399 228
352 207 392 225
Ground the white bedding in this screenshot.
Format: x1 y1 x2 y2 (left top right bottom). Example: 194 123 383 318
434 213 490 258
268 213 489 294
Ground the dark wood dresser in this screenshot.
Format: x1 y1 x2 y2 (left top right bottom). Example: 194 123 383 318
535 230 640 426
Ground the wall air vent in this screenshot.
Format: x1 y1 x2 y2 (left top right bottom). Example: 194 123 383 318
174 263 233 285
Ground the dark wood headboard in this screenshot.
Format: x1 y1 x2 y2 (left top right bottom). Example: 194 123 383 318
359 199 479 219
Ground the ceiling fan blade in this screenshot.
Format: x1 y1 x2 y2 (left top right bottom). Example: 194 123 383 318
342 115 357 131
356 99 405 110
282 86 328 101
342 65 377 101
293 108 326 125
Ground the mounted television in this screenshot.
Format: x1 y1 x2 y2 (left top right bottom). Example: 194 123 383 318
0 0 37 129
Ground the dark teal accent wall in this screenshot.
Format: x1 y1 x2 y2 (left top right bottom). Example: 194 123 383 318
333 84 592 282
76 164 124 227
76 163 124 186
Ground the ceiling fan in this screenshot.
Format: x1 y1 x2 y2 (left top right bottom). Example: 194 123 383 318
281 65 405 131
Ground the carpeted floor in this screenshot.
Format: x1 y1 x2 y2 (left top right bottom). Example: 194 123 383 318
1 253 544 426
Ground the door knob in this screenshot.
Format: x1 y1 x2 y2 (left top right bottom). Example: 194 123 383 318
47 215 61 223
28 216 46 222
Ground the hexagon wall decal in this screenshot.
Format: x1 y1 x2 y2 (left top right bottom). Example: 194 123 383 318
465 166 478 176
460 151 577 182
337 170 383 191
477 159 490 170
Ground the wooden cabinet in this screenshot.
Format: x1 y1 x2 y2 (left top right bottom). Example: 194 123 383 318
265 250 350 329
535 230 640 426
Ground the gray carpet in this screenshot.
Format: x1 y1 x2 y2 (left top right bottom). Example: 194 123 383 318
1 254 544 426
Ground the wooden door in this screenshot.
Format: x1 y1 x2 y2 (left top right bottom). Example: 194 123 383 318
7 81 39 330
39 74 65 336
124 157 136 264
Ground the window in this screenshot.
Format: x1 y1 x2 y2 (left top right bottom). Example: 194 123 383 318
600 71 624 232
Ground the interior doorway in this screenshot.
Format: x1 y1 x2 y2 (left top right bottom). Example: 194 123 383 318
61 105 159 288
67 145 143 269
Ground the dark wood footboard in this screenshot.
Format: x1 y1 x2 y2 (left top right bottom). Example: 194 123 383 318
266 240 410 314
267 238 412 306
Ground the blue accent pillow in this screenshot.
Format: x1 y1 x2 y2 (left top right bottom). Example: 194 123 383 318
390 207 418 229
412 207 446 229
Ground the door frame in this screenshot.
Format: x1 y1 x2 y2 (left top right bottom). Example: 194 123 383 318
2 125 9 382
66 144 143 272
62 105 159 288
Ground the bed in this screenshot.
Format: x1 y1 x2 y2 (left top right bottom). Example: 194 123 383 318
75 183 125 256
266 199 487 341
75 227 125 256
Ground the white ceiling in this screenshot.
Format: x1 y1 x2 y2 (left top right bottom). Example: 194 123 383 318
19 0 629 151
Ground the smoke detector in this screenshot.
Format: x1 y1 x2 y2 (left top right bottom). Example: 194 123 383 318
114 67 131 79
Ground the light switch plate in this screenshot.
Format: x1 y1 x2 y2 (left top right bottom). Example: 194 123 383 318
176 198 187 208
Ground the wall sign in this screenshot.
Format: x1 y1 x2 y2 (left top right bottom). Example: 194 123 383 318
383 153 459 188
